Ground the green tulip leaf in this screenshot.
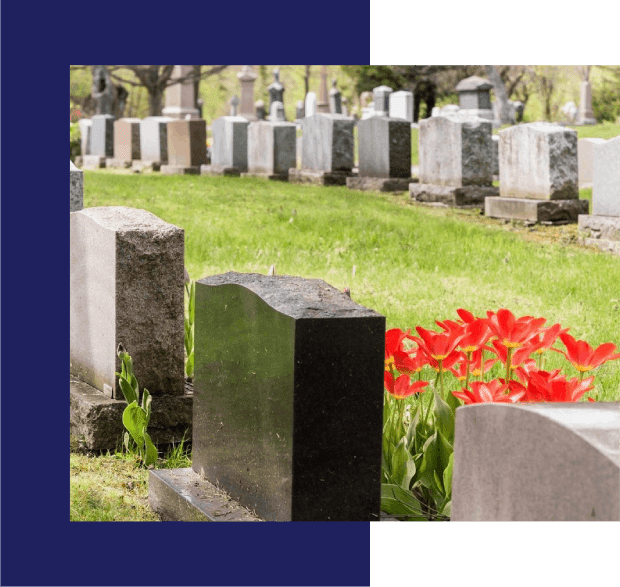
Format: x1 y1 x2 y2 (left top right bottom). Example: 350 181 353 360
380 484 426 521
443 452 455 500
143 432 158 466
118 378 137 405
122 402 146 447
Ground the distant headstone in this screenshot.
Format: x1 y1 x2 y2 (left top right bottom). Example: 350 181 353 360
305 92 317 118
270 101 285 122
592 135 620 216
455 75 492 111
431 106 441 117
296 100 305 120
237 66 258 121
578 137 606 185
491 135 499 177
70 160 83 212
161 119 207 174
208 115 250 173
191 272 385 521
78 119 92 156
512 100 524 122
451 403 620 520
329 79 342 114
162 65 200 120
255 100 266 121
90 114 115 158
140 116 172 164
341 97 349 117
112 118 141 163
70 207 185 399
229 95 240 117
267 69 285 111
372 85 393 116
317 65 330 113
389 91 414 123
245 120 296 179
578 81 596 125
561 101 579 124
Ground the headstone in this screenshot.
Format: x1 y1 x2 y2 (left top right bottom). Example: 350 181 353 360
512 100 524 122
304 92 317 118
162 65 201 120
296 100 305 120
90 114 115 158
341 97 349 117
255 100 266 121
108 118 141 167
578 138 606 185
267 69 285 112
561 101 579 124
455 75 493 111
317 65 330 113
161 119 207 174
451 402 620 520
289 113 355 185
486 122 588 223
329 79 342 114
78 119 92 156
237 66 258 121
592 135 620 216
229 95 240 117
372 85 393 117
206 115 250 173
270 101 285 122
139 116 172 164
491 135 499 177
431 106 441 117
578 81 596 125
70 160 83 212
409 113 498 207
191 272 385 521
70 207 185 399
389 91 414 123
441 104 460 116
244 120 296 179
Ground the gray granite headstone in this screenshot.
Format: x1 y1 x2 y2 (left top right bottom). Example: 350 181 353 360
301 113 355 173
451 402 620 520
268 69 284 111
70 207 185 399
70 160 83 212
592 135 620 216
78 119 92 156
193 272 385 521
329 79 342 114
269 101 285 122
357 116 411 178
255 100 266 121
247 120 296 175
140 116 172 163
373 85 392 116
296 100 305 120
455 75 493 111
389 91 414 123
211 115 250 171
90 114 115 157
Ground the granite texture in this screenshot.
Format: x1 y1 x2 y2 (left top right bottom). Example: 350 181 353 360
578 213 620 241
70 206 185 398
485 196 589 223
247 120 296 175
167 119 207 167
113 118 141 161
211 116 250 172
358 117 411 178
140 117 171 163
192 272 385 521
90 114 115 157
593 135 620 216
499 122 578 200
410 183 497 207
491 135 499 176
419 114 493 187
451 403 620 521
301 114 354 173
70 160 83 212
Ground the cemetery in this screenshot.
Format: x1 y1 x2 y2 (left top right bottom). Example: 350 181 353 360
70 65 620 522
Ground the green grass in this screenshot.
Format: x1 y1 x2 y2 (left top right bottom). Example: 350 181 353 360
84 171 620 401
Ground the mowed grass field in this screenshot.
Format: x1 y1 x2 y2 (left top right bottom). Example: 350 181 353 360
83 171 620 401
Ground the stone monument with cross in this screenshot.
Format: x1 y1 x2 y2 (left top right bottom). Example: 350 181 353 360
229 95 240 117
268 69 285 118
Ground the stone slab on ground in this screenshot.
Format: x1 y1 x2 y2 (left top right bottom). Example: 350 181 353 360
160 165 201 175
410 183 498 207
70 377 193 451
131 160 162 173
578 214 620 255
82 155 106 169
240 171 288 181
289 168 356 186
201 164 241 177
105 158 132 169
346 176 415 192
148 468 262 521
485 196 589 223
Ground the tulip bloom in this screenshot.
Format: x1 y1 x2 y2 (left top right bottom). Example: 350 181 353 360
452 379 525 405
384 372 428 399
512 369 595 402
458 319 493 353
415 326 465 362
485 309 546 349
558 332 620 373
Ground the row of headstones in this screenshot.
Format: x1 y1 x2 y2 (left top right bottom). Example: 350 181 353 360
68 183 620 520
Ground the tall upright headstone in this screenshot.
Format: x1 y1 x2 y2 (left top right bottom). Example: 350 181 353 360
372 85 392 117
162 65 201 120
389 91 414 123
138 116 172 170
202 115 250 176
269 101 285 122
70 160 83 213
578 135 620 254
485 122 588 223
296 100 305 120
107 118 141 168
237 65 258 121
189 272 385 521
317 66 330 113
79 119 92 156
329 79 342 114
578 138 607 185
255 100 266 121
305 92 317 118
267 69 285 115
83 114 115 168
160 119 207 174
578 81 596 125
243 120 297 180
409 113 498 207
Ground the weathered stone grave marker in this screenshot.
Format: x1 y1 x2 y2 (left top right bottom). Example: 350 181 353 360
242 119 296 180
455 75 494 121
107 118 141 169
329 79 342 114
83 114 115 169
162 65 200 120
578 137 606 186
160 119 208 175
389 90 414 123
201 115 249 176
237 66 258 121
373 85 392 117
135 116 172 172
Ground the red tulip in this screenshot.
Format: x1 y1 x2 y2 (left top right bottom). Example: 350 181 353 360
458 319 493 353
486 309 546 349
415 326 465 363
384 372 428 399
514 369 595 402
558 332 620 373
452 379 525 405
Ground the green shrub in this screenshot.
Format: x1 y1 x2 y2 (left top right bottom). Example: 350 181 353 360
70 123 81 160
592 81 620 123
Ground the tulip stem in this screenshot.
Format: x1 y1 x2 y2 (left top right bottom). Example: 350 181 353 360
465 351 472 390
439 359 444 401
506 347 512 383
479 348 485 382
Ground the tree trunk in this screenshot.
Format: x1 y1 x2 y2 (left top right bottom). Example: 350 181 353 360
148 89 163 116
304 65 311 97
485 65 514 124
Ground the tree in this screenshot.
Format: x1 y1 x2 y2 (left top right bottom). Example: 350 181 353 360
485 65 514 124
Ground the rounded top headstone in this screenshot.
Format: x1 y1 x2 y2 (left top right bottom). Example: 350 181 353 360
455 76 493 92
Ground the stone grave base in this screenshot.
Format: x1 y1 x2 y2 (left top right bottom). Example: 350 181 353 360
201 164 241 177
289 168 356 186
578 214 620 255
410 184 498 208
240 171 288 181
346 177 417 192
70 377 193 451
105 158 133 169
148 468 262 522
485 197 589 224
74 156 84 167
131 160 162 173
81 155 107 169
160 165 201 175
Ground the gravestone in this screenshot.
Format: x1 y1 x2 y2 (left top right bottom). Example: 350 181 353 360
451 402 620 520
346 116 412 192
70 160 83 212
578 138 606 185
255 100 266 121
79 119 92 156
136 116 172 172
269 101 285 122
317 66 330 113
296 100 305 120
83 114 115 168
176 272 384 522
491 135 499 177
267 69 285 112
329 79 342 114
237 66 258 121
160 119 207 175
578 81 596 125
341 97 350 117
578 135 620 254
486 122 588 223
201 115 249 176
243 120 296 180
106 118 141 168
455 76 493 120
389 91 414 123
373 85 392 117
289 113 356 186
305 92 317 118
410 113 498 207
229 95 239 117
162 65 200 120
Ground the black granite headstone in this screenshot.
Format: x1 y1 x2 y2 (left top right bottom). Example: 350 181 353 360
193 272 385 521
358 116 411 178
